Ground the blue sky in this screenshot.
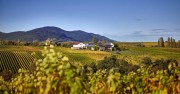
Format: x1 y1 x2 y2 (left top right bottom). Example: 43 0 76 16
0 0 180 42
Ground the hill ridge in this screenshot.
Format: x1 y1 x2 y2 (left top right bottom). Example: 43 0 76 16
0 26 114 42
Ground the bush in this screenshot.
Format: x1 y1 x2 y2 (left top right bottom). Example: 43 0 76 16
151 59 178 72
0 70 13 81
97 55 118 71
96 56 140 74
140 57 152 66
135 43 145 47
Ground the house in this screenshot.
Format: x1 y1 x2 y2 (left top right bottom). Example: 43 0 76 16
71 41 114 51
99 44 105 51
71 42 86 49
105 43 114 51
99 43 114 51
86 42 94 50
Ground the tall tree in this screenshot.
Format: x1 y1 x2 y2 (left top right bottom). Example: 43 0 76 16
167 37 170 47
178 40 180 48
102 40 106 44
172 39 176 48
158 37 164 47
92 36 97 44
158 39 160 46
160 37 164 47
170 37 173 47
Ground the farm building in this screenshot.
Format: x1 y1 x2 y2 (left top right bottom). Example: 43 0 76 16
71 42 86 49
99 43 114 51
71 41 114 51
86 42 95 50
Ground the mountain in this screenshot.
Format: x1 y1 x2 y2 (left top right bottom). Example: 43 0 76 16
0 26 114 42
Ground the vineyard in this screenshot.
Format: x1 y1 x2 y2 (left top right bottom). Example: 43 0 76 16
115 42 180 65
0 46 179 94
0 46 111 75
54 47 111 64
0 45 111 65
0 51 42 73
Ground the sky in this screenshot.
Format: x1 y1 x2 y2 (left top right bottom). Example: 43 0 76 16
0 0 180 42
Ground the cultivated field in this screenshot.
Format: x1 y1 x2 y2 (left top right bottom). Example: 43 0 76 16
0 46 111 73
116 42 180 65
0 44 180 93
1 44 180 73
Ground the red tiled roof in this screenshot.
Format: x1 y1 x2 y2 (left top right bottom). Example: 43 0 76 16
72 42 81 45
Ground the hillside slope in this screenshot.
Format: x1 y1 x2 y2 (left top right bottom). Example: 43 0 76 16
0 26 114 42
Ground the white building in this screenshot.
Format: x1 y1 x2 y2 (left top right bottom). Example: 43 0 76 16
71 42 86 49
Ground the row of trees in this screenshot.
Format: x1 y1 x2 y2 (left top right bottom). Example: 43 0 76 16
167 37 179 48
0 36 104 46
0 38 57 46
0 40 35 46
158 37 180 48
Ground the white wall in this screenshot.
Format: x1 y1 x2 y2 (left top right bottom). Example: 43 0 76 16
73 43 85 48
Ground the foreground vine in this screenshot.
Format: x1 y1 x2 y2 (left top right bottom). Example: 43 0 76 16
0 46 180 94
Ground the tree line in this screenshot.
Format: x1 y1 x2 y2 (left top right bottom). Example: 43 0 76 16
158 37 180 48
0 38 72 47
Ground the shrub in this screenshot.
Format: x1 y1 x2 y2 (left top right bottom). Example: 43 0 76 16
140 57 152 66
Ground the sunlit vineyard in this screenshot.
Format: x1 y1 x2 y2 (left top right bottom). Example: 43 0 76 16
0 51 41 73
0 46 180 94
115 42 180 65
0 46 111 64
54 47 111 64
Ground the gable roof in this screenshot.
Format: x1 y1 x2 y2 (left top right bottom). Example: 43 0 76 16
72 42 81 45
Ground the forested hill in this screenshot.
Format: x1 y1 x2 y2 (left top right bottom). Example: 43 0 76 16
0 26 114 42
